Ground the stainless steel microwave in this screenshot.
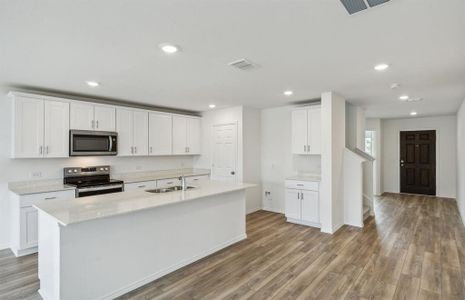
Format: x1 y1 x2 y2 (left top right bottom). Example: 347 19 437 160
69 130 118 156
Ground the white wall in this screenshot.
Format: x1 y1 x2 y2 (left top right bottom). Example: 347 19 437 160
193 106 262 213
366 118 382 195
321 92 346 233
0 89 195 250
346 103 366 150
457 99 465 224
382 115 457 198
260 106 321 213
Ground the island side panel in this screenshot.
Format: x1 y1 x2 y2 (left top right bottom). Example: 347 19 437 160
58 190 246 300
37 211 61 300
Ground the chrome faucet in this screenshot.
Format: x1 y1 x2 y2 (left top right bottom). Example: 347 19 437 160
179 176 187 191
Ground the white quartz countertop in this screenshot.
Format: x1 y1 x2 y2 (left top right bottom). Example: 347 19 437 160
9 168 211 195
111 168 211 183
8 179 76 196
33 181 255 226
286 174 321 182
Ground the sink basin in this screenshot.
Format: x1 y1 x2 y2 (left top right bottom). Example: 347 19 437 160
145 186 195 194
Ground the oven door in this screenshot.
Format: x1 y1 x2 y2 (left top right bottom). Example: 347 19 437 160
70 130 118 156
76 184 124 198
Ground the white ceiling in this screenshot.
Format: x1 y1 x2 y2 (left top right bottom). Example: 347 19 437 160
1 0 464 118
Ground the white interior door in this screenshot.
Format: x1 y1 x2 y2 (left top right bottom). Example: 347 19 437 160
44 100 69 158
307 106 321 155
149 112 172 155
211 123 237 182
70 102 94 130
116 108 134 156
291 109 308 154
132 111 149 156
94 105 116 131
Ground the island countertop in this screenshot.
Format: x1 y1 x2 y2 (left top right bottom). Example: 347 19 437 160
33 181 255 226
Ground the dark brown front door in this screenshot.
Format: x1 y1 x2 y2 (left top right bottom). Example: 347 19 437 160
400 130 436 195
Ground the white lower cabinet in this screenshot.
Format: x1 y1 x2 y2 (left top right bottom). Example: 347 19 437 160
157 178 181 188
285 180 320 227
9 189 75 257
124 180 157 191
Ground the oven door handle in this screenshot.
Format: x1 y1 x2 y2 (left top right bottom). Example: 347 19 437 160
109 136 113 152
78 184 123 193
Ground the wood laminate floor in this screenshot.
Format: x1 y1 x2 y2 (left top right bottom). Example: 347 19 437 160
1 193 465 299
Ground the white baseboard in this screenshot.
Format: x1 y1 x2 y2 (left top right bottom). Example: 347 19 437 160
0 243 9 251
261 206 284 214
97 234 247 300
246 206 262 214
286 218 320 228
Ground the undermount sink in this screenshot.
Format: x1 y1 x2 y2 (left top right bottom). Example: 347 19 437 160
145 186 195 194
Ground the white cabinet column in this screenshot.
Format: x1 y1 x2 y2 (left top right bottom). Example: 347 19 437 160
149 112 172 155
44 100 69 158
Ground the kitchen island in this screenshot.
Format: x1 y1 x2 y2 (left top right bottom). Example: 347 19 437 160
34 181 254 300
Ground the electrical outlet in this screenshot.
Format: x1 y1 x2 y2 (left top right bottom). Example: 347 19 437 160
265 191 272 201
30 171 42 178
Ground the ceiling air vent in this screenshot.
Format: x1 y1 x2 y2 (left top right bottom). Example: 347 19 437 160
366 0 390 7
340 0 390 15
229 59 256 70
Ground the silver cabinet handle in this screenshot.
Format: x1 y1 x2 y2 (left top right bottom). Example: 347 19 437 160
166 181 173 185
39 146 43 155
301 192 304 200
149 147 153 153
304 145 306 152
46 146 49 154
96 120 99 129
138 185 146 188
44 197 56 200
187 147 190 153
134 146 137 154
297 192 300 200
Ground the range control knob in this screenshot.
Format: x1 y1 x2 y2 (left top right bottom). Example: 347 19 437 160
68 170 72 173
73 169 78 173
100 168 104 171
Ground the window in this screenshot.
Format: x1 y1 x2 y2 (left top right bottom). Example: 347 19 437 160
365 130 375 156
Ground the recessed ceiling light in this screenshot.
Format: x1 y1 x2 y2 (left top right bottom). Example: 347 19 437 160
86 81 100 87
399 95 409 101
374 63 389 71
284 90 293 96
410 111 418 116
159 43 179 54
209 104 216 109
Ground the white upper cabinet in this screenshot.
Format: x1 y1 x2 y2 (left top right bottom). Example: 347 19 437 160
172 115 201 155
116 108 148 156
12 94 45 158
70 102 94 131
132 110 149 156
70 102 115 131
94 105 116 131
291 106 321 155
11 93 69 158
44 100 69 158
186 117 201 155
149 112 172 155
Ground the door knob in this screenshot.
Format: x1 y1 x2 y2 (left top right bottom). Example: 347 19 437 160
231 171 235 175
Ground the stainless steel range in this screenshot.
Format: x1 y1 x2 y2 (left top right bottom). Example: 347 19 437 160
64 165 124 198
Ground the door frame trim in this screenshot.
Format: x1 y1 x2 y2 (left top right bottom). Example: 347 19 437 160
210 122 239 183
398 129 438 196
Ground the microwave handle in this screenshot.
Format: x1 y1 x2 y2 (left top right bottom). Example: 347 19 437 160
109 136 113 151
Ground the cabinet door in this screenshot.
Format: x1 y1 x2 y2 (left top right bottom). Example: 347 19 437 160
285 189 301 220
44 100 69 158
12 96 45 158
124 181 157 191
133 111 149 156
116 108 134 156
307 107 321 155
186 117 201 154
149 113 172 155
70 102 94 130
94 105 116 131
291 109 308 155
20 207 38 249
301 190 319 224
172 116 187 154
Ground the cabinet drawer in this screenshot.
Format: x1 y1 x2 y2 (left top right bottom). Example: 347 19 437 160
157 178 181 188
20 189 75 207
124 181 157 191
186 175 210 185
285 180 319 191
